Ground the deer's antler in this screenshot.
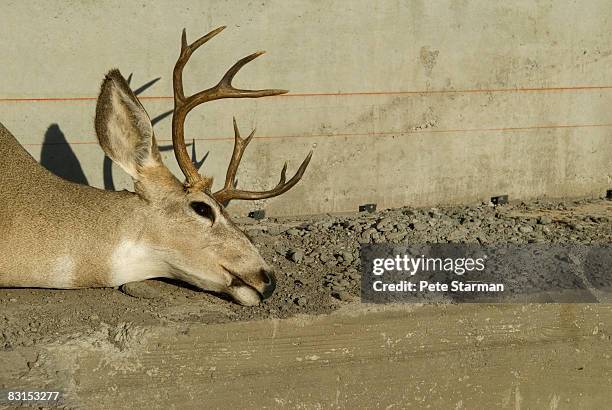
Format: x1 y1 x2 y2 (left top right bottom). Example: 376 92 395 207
172 27 312 199
213 118 313 206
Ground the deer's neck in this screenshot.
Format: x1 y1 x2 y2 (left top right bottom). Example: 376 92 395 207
107 239 172 287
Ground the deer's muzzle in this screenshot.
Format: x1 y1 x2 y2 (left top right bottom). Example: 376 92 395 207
228 268 276 301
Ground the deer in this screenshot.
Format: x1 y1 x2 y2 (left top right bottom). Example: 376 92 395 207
0 27 312 306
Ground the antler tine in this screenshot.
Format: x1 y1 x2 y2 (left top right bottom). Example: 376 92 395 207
188 52 288 105
217 51 288 97
174 26 227 103
213 127 313 206
220 117 256 192
172 26 226 190
171 27 289 191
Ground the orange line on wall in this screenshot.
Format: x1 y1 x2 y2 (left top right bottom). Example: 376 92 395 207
283 85 612 97
20 122 612 147
3 85 612 103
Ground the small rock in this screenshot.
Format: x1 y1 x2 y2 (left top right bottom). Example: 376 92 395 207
266 225 283 236
378 217 394 225
375 218 394 232
347 270 361 280
331 291 352 301
348 221 361 231
410 222 428 231
273 242 286 255
373 233 386 243
376 225 394 232
303 256 315 265
289 249 305 263
120 281 163 299
518 226 533 233
385 232 405 242
537 216 552 225
286 228 302 236
340 251 354 263
324 260 338 268
320 253 334 263
244 226 268 236
447 228 468 241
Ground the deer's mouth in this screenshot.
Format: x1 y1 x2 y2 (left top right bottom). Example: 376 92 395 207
222 267 264 299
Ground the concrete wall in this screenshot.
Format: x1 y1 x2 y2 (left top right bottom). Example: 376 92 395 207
0 0 610 216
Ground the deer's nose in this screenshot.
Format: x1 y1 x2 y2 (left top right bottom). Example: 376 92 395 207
260 269 276 300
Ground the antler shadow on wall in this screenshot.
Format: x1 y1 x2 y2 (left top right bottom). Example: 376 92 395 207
39 74 208 190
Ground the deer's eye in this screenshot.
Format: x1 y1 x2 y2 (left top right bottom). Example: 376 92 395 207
190 202 215 222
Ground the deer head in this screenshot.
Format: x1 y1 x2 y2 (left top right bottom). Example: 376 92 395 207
94 27 311 306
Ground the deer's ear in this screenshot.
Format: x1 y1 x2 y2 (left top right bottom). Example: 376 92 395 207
95 69 162 180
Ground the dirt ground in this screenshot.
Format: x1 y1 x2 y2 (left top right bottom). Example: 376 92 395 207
1 197 611 408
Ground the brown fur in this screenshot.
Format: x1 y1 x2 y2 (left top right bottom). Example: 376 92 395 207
0 122 140 287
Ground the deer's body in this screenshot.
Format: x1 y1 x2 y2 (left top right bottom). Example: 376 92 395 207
0 122 154 288
0 26 311 305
